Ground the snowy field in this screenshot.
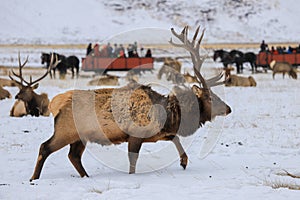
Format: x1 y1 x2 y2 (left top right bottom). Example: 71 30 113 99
1 57 300 199
1 0 300 199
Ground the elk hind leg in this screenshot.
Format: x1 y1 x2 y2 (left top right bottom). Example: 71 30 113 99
30 136 69 181
128 136 143 174
68 140 89 178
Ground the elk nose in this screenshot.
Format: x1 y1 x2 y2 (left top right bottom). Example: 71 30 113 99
226 106 232 115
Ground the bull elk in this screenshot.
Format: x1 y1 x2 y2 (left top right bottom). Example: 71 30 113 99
30 26 231 181
224 67 257 87
270 60 297 79
9 53 60 117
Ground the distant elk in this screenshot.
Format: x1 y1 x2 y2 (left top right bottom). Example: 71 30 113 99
0 78 17 100
157 57 182 82
269 60 297 79
0 86 11 100
41 52 80 79
88 74 119 86
224 67 257 87
158 65 201 84
9 54 60 117
158 64 185 84
0 78 18 87
30 25 231 181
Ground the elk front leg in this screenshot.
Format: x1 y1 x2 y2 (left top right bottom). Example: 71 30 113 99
172 136 188 170
128 136 143 174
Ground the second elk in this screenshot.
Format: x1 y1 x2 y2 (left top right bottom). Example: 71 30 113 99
30 26 232 181
224 67 257 87
10 54 60 117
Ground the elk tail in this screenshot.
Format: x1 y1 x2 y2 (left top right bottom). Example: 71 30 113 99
49 90 74 117
269 60 276 70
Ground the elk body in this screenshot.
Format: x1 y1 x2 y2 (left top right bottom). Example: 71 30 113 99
30 26 231 181
183 72 198 83
0 86 11 100
157 58 182 83
0 78 17 87
0 78 17 100
88 74 119 86
10 100 26 117
270 60 297 79
224 67 257 87
9 54 60 117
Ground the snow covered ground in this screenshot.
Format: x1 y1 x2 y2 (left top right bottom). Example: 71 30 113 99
1 0 300 199
0 59 300 199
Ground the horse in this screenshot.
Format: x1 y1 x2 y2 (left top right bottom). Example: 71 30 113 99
230 50 257 73
41 53 80 79
213 49 257 73
213 49 243 73
41 52 56 79
64 55 80 78
242 52 257 73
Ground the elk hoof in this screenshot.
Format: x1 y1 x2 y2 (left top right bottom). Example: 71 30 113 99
181 163 187 170
180 155 188 170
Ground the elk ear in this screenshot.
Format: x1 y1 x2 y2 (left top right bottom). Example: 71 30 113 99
192 85 203 98
32 83 39 90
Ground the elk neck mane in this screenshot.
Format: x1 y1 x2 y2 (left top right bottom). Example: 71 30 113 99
133 84 201 137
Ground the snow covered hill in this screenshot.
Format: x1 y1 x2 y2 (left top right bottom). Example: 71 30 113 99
1 0 299 44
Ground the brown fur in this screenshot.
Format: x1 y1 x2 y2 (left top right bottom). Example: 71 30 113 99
30 82 231 180
9 53 60 117
0 78 18 87
10 100 27 117
0 86 11 100
49 90 74 117
158 65 185 84
14 85 50 117
163 57 182 73
224 68 257 87
30 26 231 181
88 74 119 86
270 60 297 79
158 58 183 84
183 72 198 83
125 71 139 83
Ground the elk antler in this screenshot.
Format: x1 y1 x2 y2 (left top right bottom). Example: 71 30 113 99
169 25 207 88
169 26 225 88
9 52 29 86
206 72 227 87
9 53 61 87
29 53 60 85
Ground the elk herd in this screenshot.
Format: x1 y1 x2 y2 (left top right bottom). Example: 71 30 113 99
0 25 298 181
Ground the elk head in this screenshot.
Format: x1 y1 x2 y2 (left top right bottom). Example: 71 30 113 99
169 26 231 124
9 53 60 102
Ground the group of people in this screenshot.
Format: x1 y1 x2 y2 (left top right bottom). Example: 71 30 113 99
260 40 300 54
86 42 152 58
